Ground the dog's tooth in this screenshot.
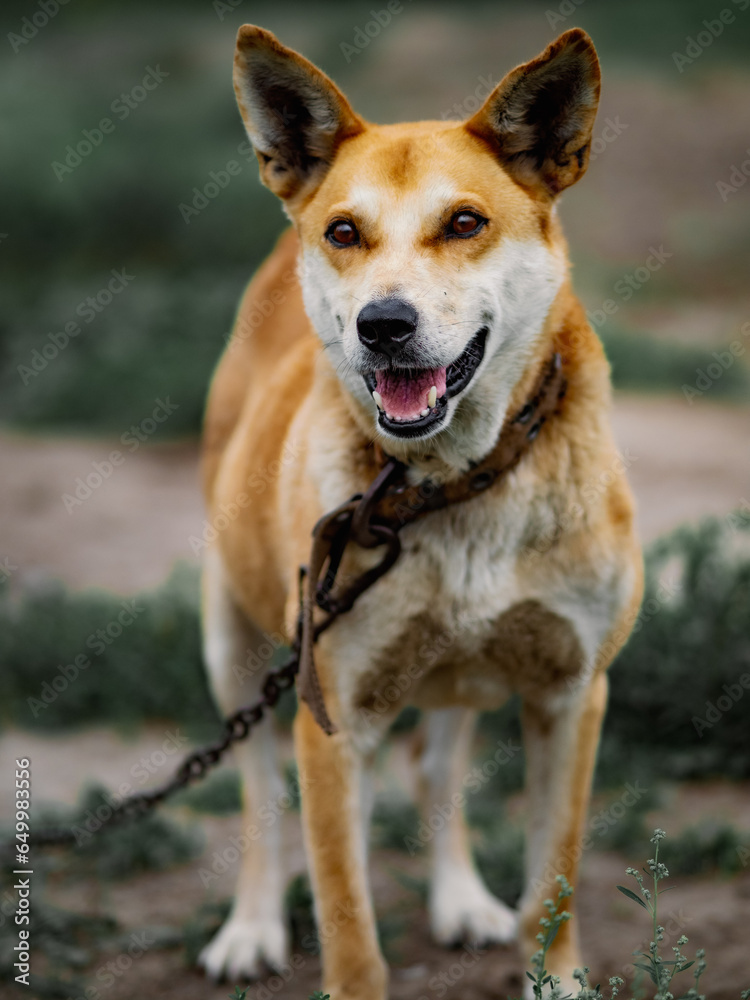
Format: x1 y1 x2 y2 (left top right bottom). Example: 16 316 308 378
428 386 437 408
372 391 384 410
421 408 430 417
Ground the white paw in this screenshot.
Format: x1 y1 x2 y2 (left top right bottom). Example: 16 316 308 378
430 870 518 947
199 915 289 982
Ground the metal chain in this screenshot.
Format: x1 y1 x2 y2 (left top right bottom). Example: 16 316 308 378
26 648 301 849
20 478 397 852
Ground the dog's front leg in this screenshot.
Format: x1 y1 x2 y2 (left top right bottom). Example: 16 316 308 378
518 670 608 991
295 699 387 1000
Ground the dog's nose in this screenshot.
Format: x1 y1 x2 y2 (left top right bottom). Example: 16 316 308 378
356 298 418 353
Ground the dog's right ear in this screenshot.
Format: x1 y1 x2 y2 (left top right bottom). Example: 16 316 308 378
233 26 365 204
465 28 600 198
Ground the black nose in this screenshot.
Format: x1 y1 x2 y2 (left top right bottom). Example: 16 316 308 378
356 298 418 353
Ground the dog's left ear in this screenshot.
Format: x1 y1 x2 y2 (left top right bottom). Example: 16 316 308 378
465 28 600 198
233 25 365 203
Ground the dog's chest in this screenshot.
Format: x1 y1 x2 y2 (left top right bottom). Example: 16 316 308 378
336 492 586 726
388 491 528 622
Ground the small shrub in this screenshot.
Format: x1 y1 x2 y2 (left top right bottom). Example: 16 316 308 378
173 769 242 815
371 795 422 851
520 830 750 999
0 893 115 998
32 784 202 880
606 513 750 781
662 822 750 877
474 824 526 907
600 327 750 400
0 564 218 733
285 873 318 953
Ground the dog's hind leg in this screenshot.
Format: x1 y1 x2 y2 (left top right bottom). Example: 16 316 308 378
198 546 289 981
420 707 517 947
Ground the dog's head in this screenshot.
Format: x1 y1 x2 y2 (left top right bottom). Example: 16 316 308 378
233 26 600 457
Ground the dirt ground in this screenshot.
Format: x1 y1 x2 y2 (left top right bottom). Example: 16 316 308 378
1 725 750 1000
2 397 750 999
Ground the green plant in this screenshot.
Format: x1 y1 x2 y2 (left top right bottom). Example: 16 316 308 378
524 876 613 1000
173 769 242 815
474 821 525 907
599 327 750 401
285 872 318 953
659 822 750 877
227 979 332 1000
524 874 574 999
32 784 202 879
521 830 750 1000
0 564 218 734
0 894 116 997
616 829 705 999
371 794 422 850
605 514 750 782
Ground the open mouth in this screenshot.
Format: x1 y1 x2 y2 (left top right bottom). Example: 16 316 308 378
363 327 488 438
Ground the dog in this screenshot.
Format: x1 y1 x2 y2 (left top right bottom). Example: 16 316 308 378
198 23 642 999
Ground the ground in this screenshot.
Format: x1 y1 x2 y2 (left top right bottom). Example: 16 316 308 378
1 727 750 999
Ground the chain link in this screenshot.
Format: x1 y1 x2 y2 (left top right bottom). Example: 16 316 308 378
16 494 383 852
15 507 379 853
20 650 301 851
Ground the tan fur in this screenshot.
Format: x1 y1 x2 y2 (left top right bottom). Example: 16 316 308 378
197 24 642 998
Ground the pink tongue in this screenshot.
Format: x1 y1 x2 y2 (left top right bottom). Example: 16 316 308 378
375 367 447 420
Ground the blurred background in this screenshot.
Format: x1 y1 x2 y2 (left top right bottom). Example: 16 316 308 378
1 1 749 997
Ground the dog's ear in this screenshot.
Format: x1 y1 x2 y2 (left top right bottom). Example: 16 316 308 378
233 25 365 203
465 28 600 198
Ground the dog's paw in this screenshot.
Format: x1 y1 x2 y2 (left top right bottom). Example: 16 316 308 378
430 871 518 947
198 915 289 982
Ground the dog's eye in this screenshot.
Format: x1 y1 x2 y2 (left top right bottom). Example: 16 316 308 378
327 220 359 247
448 212 486 238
